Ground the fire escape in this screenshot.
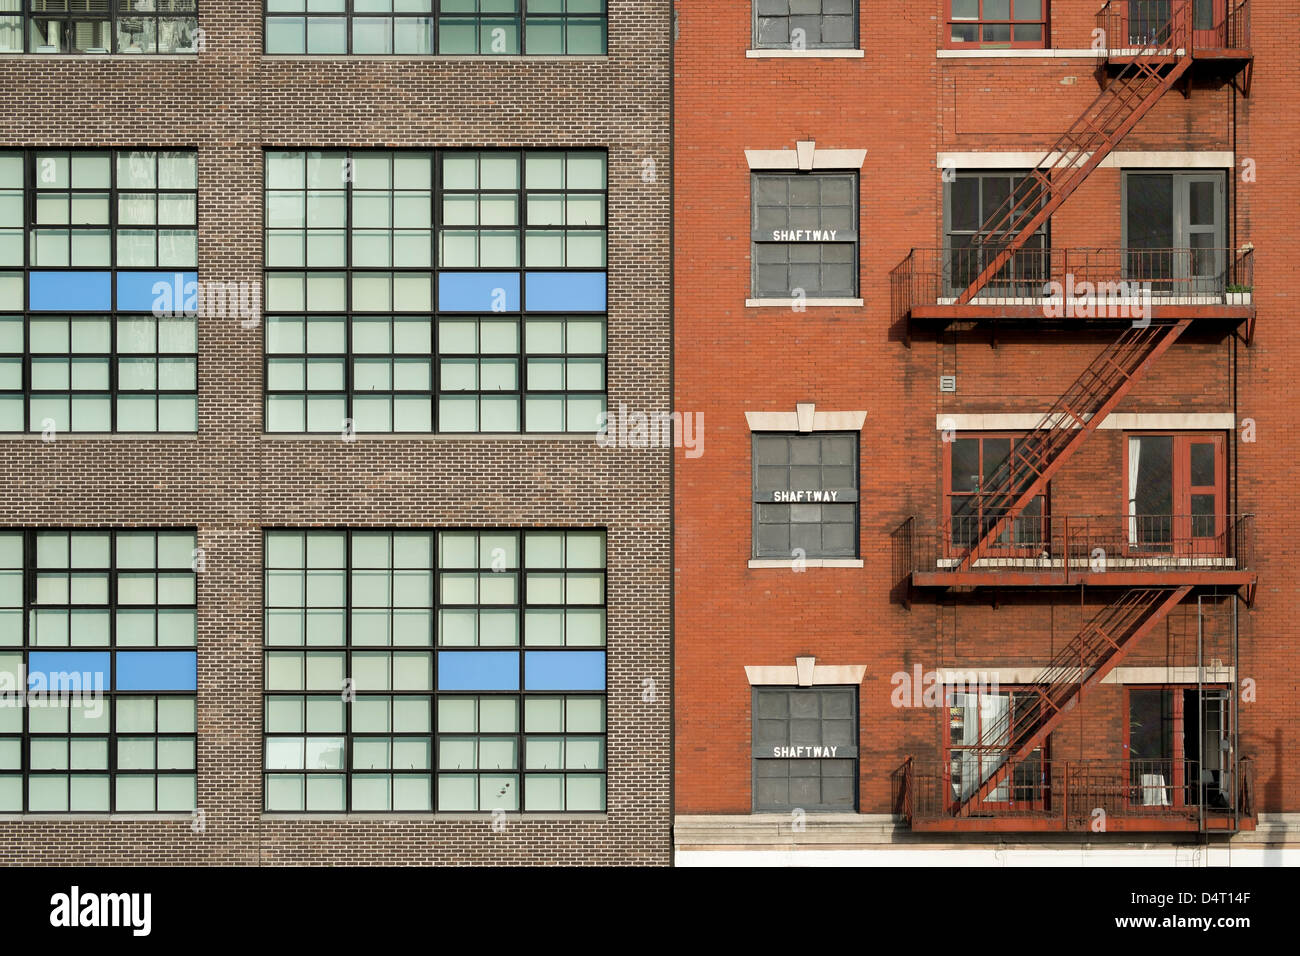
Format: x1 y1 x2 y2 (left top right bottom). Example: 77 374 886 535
893 1 1256 833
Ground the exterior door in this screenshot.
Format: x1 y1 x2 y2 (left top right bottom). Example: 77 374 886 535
1192 0 1227 49
1125 172 1224 296
1126 433 1226 555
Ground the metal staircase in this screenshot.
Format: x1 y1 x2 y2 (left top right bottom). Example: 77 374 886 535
953 586 1192 817
955 318 1191 570
956 3 1194 304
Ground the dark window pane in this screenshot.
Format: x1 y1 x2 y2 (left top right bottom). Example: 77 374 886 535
1190 442 1215 486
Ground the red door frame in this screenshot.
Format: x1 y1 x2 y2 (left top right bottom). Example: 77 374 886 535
1123 684 1230 811
1121 432 1226 558
943 432 1050 559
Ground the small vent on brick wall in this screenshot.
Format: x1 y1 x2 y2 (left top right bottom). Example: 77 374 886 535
940 375 957 393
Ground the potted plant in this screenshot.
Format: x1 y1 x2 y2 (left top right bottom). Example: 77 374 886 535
1225 283 1252 306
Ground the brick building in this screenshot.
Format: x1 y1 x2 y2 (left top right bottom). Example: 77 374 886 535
0 3 671 865
674 0 1298 863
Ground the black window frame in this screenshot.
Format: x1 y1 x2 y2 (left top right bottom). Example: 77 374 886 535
751 431 860 560
261 527 609 814
750 170 859 300
751 685 859 812
262 147 608 435
0 147 200 435
0 527 199 814
261 0 608 56
11 0 200 54
943 168 1049 298
751 0 858 51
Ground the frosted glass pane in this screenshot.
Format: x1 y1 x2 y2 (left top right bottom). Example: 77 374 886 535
524 608 562 646
524 695 562 732
352 696 389 733
305 651 345 690
116 696 155 733
266 774 305 811
437 774 476 810
437 697 476 733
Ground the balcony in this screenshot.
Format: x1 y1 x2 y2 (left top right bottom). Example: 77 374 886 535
891 246 1255 332
894 513 1255 591
903 756 1255 833
1097 0 1252 71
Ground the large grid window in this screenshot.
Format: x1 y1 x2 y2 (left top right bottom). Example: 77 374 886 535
0 529 198 813
1 0 200 53
263 528 607 812
264 0 605 55
752 433 859 559
0 150 199 433
264 149 606 433
752 0 856 50
751 172 858 299
946 0 1046 48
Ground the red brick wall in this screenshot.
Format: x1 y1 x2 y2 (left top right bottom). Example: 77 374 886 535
675 1 1297 820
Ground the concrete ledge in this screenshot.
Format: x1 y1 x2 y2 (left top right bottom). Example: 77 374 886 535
675 813 904 848
744 297 863 308
0 433 198 440
746 49 864 58
937 48 1096 59
747 558 863 569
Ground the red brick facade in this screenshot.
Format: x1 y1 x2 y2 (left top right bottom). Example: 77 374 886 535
674 0 1297 838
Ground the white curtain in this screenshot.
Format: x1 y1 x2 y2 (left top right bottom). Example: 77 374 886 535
1128 436 1142 544
951 692 1010 802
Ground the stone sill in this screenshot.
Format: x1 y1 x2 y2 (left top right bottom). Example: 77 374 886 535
937 48 1096 59
748 558 863 569
745 298 863 308
0 54 196 60
746 48 864 59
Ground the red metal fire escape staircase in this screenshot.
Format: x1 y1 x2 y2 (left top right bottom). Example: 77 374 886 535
952 586 1191 818
954 317 1191 572
947 8 1198 571
956 6 1194 307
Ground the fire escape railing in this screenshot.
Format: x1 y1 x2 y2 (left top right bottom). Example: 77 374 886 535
894 513 1255 582
891 246 1254 321
1097 0 1251 55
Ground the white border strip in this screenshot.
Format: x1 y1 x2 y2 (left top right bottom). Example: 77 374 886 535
934 413 1234 431
937 150 1235 169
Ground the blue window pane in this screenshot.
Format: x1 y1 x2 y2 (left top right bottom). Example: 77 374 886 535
115 651 197 691
117 271 198 313
437 272 520 312
27 652 111 692
29 272 112 311
436 650 520 691
524 271 605 312
524 650 605 690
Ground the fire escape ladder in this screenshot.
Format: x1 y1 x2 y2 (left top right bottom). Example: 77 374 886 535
954 6 1194 305
954 585 1192 816
954 318 1192 572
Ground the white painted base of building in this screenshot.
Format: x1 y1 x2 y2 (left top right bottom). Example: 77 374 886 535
674 814 1300 867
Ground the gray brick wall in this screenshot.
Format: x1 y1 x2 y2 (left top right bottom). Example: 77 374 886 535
0 0 672 865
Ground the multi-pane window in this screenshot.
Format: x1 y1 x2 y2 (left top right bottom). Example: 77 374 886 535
945 434 1047 553
752 433 858 559
263 528 607 812
751 172 858 299
946 0 1046 48
947 687 1044 806
0 529 199 813
1125 433 1225 551
264 0 605 55
1 0 200 53
752 0 856 50
264 149 606 433
751 687 857 811
944 170 1048 297
0 149 199 433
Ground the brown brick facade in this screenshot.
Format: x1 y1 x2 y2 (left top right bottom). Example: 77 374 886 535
0 2 672 864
